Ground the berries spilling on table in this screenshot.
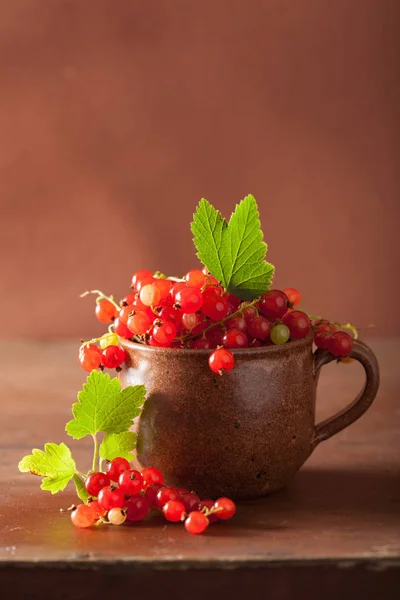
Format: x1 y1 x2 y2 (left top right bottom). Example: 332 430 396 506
68 458 235 535
79 269 356 376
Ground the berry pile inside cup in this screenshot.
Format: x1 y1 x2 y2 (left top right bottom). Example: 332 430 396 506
79 268 355 376
70 459 235 534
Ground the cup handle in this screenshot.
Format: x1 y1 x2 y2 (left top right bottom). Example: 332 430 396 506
311 339 380 449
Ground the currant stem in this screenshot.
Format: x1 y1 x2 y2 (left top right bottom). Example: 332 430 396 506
92 434 100 472
80 289 120 311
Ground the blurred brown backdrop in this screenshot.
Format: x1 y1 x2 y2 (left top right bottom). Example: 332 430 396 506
0 0 398 340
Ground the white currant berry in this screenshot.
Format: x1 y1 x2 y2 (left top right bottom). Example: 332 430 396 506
108 507 127 526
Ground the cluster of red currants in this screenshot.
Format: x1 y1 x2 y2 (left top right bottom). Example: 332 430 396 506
70 457 236 535
78 269 354 376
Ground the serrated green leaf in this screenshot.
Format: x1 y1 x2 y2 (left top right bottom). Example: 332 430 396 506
65 371 145 440
18 443 76 494
73 474 91 503
191 195 274 300
100 431 137 462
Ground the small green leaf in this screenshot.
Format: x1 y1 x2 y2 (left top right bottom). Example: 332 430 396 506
100 431 137 462
191 195 274 300
18 443 76 494
65 371 145 440
73 474 90 503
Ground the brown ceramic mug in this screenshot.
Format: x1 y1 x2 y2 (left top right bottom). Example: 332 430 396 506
119 332 379 500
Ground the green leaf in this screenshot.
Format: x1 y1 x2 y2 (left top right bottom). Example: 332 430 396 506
100 431 137 462
65 371 145 440
73 474 91 503
191 195 274 300
18 443 76 494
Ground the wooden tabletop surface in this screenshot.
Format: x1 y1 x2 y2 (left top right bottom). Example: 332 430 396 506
0 338 399 599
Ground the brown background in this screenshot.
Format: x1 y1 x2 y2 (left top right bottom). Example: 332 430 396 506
0 0 398 340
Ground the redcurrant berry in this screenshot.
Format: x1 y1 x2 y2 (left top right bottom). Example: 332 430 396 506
95 299 118 324
127 311 153 336
106 457 130 482
328 331 353 357
152 320 177 345
223 329 249 349
126 496 150 521
163 500 186 522
185 269 207 289
282 310 311 339
156 486 180 508
202 294 229 321
79 344 102 372
113 317 134 339
283 288 301 307
131 270 153 291
190 337 211 349
85 472 111 497
209 348 235 374
101 345 126 369
97 485 125 511
213 497 236 520
185 511 209 534
71 504 97 528
141 467 164 488
247 316 271 340
118 469 144 496
259 290 288 319
175 287 203 314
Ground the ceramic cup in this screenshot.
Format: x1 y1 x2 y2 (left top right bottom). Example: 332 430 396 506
119 332 379 499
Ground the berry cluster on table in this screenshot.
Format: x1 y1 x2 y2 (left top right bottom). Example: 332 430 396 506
70 459 235 535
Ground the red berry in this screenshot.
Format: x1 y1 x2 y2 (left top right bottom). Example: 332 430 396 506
126 496 150 521
141 467 164 489
144 483 164 508
223 329 249 349
170 281 187 302
242 303 258 323
71 504 97 528
282 310 311 339
127 311 153 336
113 317 134 339
213 497 236 520
118 469 144 496
191 317 208 337
131 270 153 291
118 303 136 324
226 315 247 331
156 486 180 508
315 320 337 334
314 330 332 349
259 290 288 319
85 472 111 497
209 348 235 374
202 285 223 298
190 337 211 350
247 316 271 340
181 312 201 332
153 278 173 300
159 306 182 328
101 345 126 369
163 500 186 522
121 292 136 306
147 334 169 347
95 299 118 324
175 287 203 314
185 269 207 289
152 320 177 345
283 288 301 307
106 457 130 482
97 485 125 511
202 294 229 321
79 344 102 372
180 492 201 512
87 500 106 518
185 511 209 534
328 331 353 357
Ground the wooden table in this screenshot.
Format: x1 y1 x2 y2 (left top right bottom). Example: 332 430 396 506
1 339 399 599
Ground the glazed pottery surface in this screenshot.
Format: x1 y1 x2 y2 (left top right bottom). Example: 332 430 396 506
119 333 379 499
